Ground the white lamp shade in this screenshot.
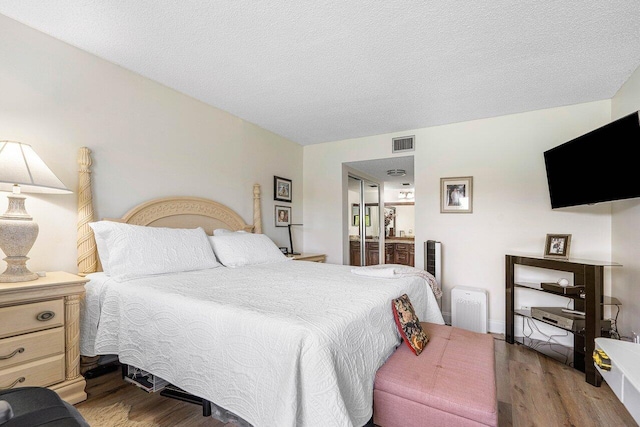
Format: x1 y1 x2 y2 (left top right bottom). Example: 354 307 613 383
0 141 71 194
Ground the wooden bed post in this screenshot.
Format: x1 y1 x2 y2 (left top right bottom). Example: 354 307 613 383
77 147 102 374
253 184 262 234
77 147 97 276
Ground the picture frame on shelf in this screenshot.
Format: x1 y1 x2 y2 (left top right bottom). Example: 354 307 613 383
440 176 473 213
544 233 572 259
274 176 292 202
275 205 291 227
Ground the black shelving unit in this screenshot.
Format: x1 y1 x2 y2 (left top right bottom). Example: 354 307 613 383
505 254 621 387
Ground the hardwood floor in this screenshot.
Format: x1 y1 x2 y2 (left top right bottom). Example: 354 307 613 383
75 369 228 427
494 336 637 427
75 338 637 426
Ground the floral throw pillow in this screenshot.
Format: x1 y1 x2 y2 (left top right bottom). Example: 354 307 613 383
392 294 429 355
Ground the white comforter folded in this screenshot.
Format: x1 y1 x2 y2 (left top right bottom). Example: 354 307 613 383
351 264 443 299
81 261 444 427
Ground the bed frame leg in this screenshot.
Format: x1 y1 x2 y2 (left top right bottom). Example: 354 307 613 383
159 386 212 417
202 399 212 417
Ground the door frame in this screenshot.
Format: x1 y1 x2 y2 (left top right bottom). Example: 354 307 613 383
342 165 384 265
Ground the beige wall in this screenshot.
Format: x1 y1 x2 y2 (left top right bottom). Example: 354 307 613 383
304 101 613 332
0 15 302 275
611 65 640 339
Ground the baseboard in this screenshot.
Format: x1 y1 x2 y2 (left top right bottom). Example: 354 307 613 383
442 311 452 325
489 319 505 334
441 311 505 334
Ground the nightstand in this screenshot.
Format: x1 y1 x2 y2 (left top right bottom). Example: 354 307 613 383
288 253 327 263
0 271 88 404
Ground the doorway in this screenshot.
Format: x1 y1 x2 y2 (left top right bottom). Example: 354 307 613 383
344 156 415 266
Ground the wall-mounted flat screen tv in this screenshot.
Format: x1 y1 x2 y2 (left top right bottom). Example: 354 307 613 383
544 111 640 209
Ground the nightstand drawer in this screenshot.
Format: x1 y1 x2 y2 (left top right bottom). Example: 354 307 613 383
0 299 64 339
0 327 65 370
0 354 65 390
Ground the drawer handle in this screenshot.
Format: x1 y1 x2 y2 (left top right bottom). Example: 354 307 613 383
36 311 55 322
0 377 25 390
0 347 24 360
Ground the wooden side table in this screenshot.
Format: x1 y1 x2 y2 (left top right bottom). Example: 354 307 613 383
0 271 88 404
288 253 327 263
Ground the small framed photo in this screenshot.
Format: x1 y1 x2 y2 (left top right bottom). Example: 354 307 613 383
279 247 289 255
544 234 572 259
274 176 292 202
440 176 473 213
275 205 291 227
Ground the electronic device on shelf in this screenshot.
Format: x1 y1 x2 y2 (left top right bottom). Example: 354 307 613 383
562 308 586 315
541 282 584 295
530 306 611 334
531 307 585 331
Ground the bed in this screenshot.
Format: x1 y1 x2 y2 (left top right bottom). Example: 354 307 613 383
75 147 444 427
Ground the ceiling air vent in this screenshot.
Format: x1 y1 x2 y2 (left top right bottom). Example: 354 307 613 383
392 136 415 153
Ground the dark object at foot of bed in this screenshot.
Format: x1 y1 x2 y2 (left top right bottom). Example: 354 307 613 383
363 416 375 426
0 387 89 426
160 386 212 416
83 361 120 379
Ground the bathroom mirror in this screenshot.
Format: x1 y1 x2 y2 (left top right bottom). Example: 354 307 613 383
384 203 414 238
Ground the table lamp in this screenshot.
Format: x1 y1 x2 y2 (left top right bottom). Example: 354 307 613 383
288 223 303 255
0 141 72 282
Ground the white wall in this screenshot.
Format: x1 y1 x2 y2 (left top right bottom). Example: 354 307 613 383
0 15 302 274
304 101 612 332
611 64 640 339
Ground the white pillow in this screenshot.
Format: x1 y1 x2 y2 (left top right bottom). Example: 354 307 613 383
89 221 221 281
91 226 113 275
209 233 290 268
213 228 247 236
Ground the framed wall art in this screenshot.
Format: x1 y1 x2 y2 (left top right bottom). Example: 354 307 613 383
544 234 571 259
274 176 292 202
275 205 291 227
440 176 473 213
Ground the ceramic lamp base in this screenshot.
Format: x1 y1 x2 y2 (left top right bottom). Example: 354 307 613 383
0 256 38 282
0 194 39 283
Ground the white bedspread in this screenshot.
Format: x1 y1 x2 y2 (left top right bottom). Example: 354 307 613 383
80 261 444 427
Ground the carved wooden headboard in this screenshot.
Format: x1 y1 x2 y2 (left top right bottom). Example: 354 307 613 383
75 147 263 276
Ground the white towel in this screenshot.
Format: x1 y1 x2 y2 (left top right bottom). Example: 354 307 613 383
350 265 397 278
351 264 443 299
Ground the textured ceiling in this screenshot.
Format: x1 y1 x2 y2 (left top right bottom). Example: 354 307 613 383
1 1 639 145
346 156 414 191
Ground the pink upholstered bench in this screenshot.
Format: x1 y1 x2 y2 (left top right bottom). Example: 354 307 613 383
374 322 498 427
